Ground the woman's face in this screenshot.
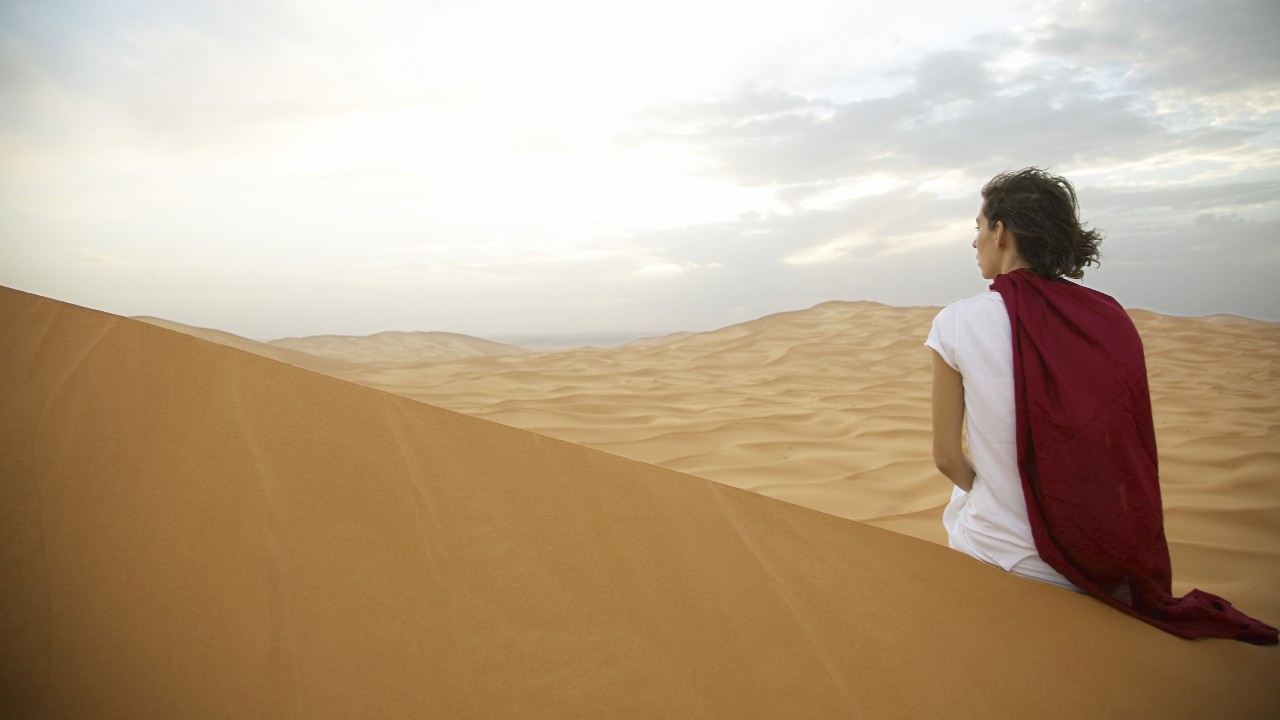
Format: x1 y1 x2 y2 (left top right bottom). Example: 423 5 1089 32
972 210 1000 280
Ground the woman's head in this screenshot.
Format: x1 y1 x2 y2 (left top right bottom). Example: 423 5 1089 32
980 168 1103 280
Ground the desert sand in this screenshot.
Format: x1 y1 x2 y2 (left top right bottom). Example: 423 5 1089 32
141 298 1280 621
5 285 1278 717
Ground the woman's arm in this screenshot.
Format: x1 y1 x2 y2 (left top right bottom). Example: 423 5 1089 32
930 349 976 492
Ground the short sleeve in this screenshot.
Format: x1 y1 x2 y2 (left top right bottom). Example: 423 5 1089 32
924 304 958 371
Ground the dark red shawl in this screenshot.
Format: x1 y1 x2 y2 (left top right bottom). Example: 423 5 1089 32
993 269 1277 644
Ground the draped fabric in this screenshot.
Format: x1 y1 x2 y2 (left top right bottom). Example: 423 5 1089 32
993 269 1277 644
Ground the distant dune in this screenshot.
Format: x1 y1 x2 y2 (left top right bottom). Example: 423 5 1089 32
6 285 1278 717
270 330 527 365
134 317 528 368
133 316 364 374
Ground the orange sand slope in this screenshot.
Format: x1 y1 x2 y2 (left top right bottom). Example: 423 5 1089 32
2 286 1277 718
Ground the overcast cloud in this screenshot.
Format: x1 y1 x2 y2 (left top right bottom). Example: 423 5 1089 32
1 0 1277 339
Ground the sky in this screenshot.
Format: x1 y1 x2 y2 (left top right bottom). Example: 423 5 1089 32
2 0 1278 341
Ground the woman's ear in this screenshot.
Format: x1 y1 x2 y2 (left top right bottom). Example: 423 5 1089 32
993 220 1006 246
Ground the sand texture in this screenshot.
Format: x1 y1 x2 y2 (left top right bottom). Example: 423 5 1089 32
4 286 1278 717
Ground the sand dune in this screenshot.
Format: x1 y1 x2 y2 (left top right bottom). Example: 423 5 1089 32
269 330 526 365
134 317 527 368
132 298 1280 624
313 301 1280 624
2 286 1278 717
139 298 1280 624
133 316 365 374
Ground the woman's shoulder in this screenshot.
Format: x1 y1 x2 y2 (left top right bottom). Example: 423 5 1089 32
937 290 1006 318
930 292 1011 345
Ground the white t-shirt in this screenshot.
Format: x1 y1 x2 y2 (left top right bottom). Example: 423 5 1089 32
925 291 1077 591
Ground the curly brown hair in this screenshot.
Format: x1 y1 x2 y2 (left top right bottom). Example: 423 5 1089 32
981 168 1103 280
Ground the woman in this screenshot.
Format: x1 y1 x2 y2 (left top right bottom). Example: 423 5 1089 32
925 168 1276 643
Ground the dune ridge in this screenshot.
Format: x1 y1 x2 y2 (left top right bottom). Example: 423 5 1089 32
2 286 1278 717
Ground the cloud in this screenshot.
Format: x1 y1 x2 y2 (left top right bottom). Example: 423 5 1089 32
70 248 131 267
783 236 872 266
1032 0 1280 99
1088 181 1280 213
605 0 1280 322
2 0 1278 336
624 46 1266 195
1190 212 1249 230
630 262 695 279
